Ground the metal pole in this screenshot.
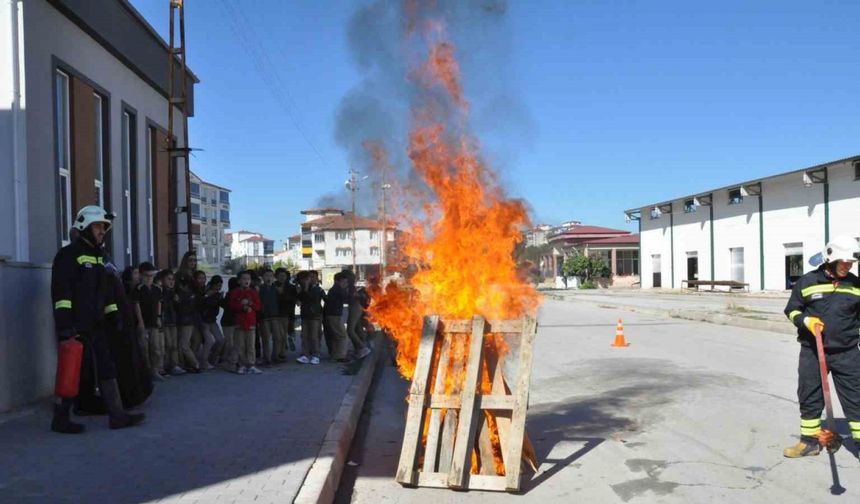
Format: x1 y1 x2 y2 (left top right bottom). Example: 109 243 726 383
669 207 674 289
758 194 764 291
351 170 357 271
178 1 192 256
824 181 830 244
380 183 386 277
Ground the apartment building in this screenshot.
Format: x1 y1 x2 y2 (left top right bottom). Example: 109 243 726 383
228 230 275 267
190 171 230 269
300 208 396 286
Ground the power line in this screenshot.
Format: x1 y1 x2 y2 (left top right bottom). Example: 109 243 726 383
216 0 331 170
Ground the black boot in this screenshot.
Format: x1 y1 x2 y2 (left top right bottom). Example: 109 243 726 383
51 399 85 434
100 379 145 430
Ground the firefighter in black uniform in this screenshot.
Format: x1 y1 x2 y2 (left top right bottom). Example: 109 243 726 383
783 235 860 457
50 205 145 433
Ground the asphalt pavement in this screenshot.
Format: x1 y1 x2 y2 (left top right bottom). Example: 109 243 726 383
343 299 860 503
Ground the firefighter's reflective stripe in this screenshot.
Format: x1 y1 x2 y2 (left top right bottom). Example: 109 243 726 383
54 299 72 310
800 418 822 436
835 287 860 297
801 284 836 297
104 303 118 314
788 310 802 322
800 284 860 298
850 421 860 440
76 255 104 266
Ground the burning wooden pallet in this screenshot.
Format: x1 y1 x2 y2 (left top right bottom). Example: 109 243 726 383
396 314 538 492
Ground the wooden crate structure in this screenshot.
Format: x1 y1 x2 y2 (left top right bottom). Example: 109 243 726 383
396 314 538 492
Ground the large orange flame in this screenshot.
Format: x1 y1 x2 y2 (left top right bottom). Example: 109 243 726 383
368 4 540 382
367 1 541 477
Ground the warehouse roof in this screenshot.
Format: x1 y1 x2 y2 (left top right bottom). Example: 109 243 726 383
624 154 860 215
585 234 640 245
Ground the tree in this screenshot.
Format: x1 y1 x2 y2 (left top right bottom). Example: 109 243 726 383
272 259 300 275
562 252 610 286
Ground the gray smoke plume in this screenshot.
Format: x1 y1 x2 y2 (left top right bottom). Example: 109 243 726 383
322 0 536 216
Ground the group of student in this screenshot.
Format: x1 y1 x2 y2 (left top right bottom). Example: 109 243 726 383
50 205 374 435
125 251 373 380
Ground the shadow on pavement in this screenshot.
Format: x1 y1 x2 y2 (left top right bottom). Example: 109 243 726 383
0 361 357 504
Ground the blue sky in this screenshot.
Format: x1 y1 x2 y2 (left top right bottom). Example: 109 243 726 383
130 0 860 245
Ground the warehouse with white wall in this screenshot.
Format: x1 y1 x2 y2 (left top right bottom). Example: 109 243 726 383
626 156 860 292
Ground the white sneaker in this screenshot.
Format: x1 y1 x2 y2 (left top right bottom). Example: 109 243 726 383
237 366 247 375
356 347 372 360
296 355 310 364
310 356 320 365
248 366 263 374
170 366 187 376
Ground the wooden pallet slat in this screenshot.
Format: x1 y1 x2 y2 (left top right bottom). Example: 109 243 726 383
447 316 487 488
422 333 451 473
396 313 538 493
395 315 440 486
504 315 538 492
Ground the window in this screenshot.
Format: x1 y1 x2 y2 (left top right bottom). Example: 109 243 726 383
854 161 860 180
191 182 200 198
314 232 325 243
191 203 200 218
336 247 353 257
336 231 350 240
56 71 72 245
730 247 745 282
370 230 379 240
94 94 105 207
220 190 229 204
121 110 137 265
616 250 639 276
728 188 743 205
220 209 230 222
683 199 696 213
370 246 380 256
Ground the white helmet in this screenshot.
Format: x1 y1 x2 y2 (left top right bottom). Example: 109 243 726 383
73 205 114 232
823 235 860 263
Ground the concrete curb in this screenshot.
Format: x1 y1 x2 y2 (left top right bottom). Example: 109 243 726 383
293 334 384 504
545 294 796 335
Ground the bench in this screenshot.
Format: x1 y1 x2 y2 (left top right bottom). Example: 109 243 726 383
682 279 750 292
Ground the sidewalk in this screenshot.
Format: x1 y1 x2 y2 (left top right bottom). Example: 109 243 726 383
0 349 378 504
542 289 795 334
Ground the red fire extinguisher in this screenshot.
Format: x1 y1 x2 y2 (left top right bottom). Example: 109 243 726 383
54 338 83 398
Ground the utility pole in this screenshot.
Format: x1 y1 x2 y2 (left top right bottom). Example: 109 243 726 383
380 180 391 278
347 169 358 271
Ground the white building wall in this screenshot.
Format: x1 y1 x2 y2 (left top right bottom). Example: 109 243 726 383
636 158 860 291
761 174 827 290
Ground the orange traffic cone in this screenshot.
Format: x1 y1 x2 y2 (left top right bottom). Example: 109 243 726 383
612 319 630 347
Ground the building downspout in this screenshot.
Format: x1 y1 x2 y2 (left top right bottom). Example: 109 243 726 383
709 205 715 285
669 208 675 289
823 179 830 244
10 0 28 262
637 215 642 289
758 193 764 291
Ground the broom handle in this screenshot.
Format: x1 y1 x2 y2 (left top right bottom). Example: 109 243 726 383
812 327 837 432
